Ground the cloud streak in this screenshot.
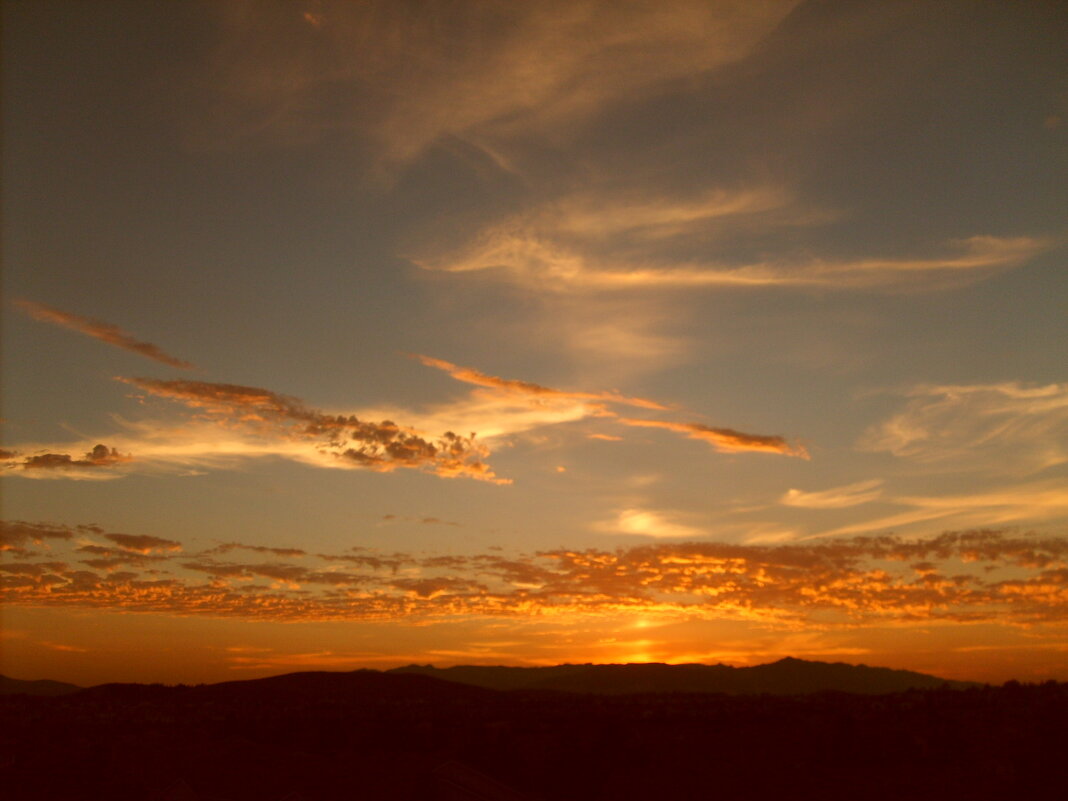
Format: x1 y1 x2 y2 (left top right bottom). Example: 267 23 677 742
422 225 1048 294
619 417 809 458
416 354 669 410
410 355 806 460
15 300 194 368
782 480 883 509
817 479 1068 539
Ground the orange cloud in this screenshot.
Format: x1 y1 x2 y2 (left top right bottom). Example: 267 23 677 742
5 522 1067 627
1 520 95 553
416 354 668 410
15 300 194 368
618 417 809 458
116 376 506 483
411 355 806 462
104 533 182 554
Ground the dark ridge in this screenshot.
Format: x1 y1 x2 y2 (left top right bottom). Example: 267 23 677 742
196 668 495 702
0 674 83 696
75 668 495 705
388 657 978 695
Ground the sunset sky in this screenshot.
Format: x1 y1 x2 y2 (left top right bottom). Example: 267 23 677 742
2 0 1067 687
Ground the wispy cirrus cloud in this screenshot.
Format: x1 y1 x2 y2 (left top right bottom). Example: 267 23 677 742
14 300 195 369
814 479 1068 539
861 381 1068 474
200 0 798 165
421 221 1048 293
4 521 1068 627
781 479 884 509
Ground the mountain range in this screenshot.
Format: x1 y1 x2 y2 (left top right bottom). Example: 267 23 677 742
389 657 978 694
1 656 977 696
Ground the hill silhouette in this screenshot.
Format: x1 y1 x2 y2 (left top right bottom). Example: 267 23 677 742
78 668 495 704
3 657 977 699
0 674 82 696
389 657 976 694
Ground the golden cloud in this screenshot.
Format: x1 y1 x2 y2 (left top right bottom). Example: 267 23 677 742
416 354 668 410
115 376 507 483
618 417 809 458
409 355 806 462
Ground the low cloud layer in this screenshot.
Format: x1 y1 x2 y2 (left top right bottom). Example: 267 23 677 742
15 300 194 369
4 521 1066 627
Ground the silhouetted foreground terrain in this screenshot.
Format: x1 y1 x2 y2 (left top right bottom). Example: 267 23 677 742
3 663 1065 801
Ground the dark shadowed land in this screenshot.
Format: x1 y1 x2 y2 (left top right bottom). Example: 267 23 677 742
3 660 1066 801
0 674 83 696
388 656 980 694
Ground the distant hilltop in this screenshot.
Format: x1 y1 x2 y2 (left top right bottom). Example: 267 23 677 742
1 657 979 697
388 657 980 695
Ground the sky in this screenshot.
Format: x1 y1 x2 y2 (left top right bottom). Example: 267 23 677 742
2 0 1067 687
